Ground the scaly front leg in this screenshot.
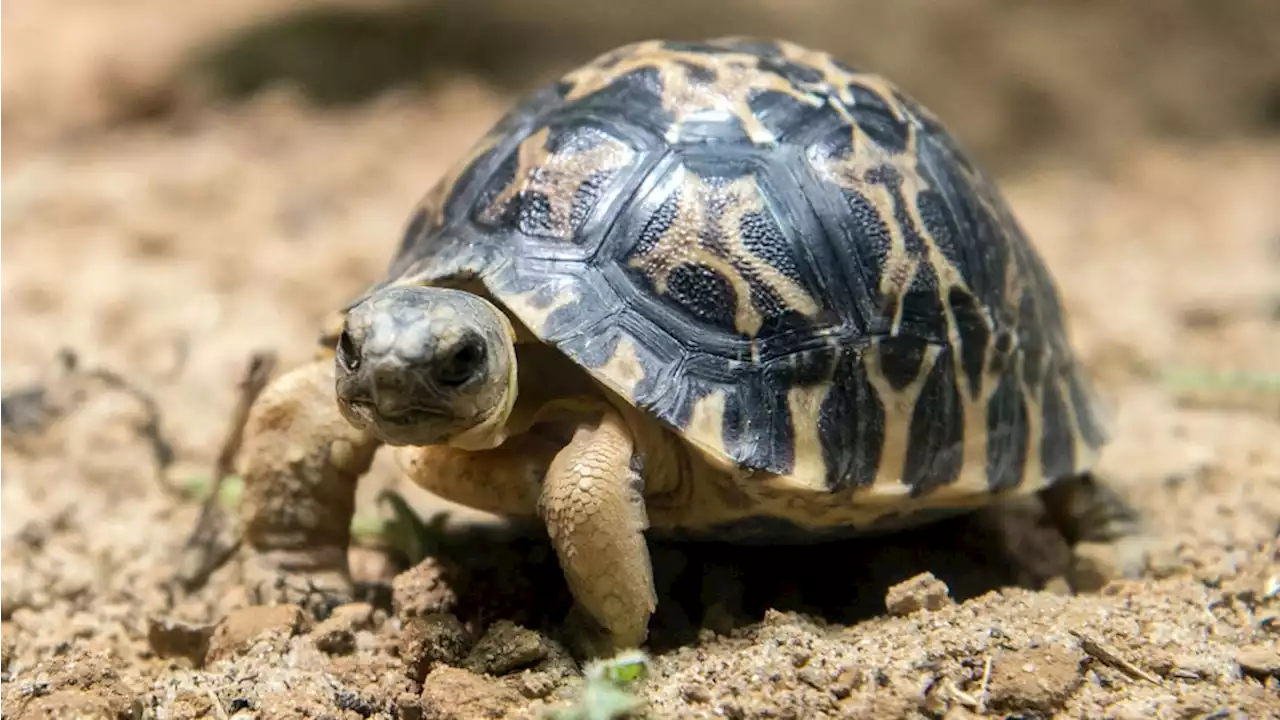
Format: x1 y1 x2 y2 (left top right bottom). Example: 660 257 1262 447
539 408 657 654
237 358 381 613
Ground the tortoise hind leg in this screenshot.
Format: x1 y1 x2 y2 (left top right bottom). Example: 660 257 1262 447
1038 471 1152 592
237 359 381 614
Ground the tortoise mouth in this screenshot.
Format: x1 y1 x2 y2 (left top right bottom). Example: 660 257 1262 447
338 399 463 447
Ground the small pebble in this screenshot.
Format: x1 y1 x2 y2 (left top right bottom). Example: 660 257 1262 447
392 559 456 620
146 615 215 664
1236 647 1280 679
419 666 521 720
885 572 953 616
206 604 306 664
984 646 1085 714
398 613 469 682
465 620 547 675
309 602 373 655
680 683 711 703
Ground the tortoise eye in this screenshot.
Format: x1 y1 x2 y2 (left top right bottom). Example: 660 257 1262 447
435 339 485 387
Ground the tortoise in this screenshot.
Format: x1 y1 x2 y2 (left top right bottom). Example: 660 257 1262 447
236 37 1150 653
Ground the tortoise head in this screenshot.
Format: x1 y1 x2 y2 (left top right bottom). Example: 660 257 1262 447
334 285 518 450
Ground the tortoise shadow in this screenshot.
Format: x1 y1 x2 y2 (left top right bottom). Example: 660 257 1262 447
400 497 1072 654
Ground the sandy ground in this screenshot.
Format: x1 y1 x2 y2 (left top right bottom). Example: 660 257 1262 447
3 2 1280 718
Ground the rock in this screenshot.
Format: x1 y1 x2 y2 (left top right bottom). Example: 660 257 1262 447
464 620 548 676
984 645 1085 714
348 546 401 587
420 666 521 720
1237 646 1280 679
2 650 140 720
205 604 307 664
146 615 215 664
885 572 954 616
10 689 139 720
393 559 457 621
399 613 469 682
309 602 374 655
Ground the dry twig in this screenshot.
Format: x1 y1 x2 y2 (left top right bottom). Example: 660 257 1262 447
1070 629 1162 684
975 654 993 713
175 350 277 592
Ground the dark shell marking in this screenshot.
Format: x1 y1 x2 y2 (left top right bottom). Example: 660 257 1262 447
371 37 1109 528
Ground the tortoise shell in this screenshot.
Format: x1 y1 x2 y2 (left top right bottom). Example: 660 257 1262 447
360 37 1110 505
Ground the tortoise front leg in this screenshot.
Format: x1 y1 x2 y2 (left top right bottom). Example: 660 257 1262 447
539 408 657 655
237 358 381 612
401 411 657 655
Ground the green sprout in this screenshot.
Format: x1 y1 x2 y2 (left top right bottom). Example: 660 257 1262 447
1160 367 1280 393
546 650 652 720
179 474 443 563
180 473 245 508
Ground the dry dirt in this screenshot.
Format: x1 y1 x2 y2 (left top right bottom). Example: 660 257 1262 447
3 2 1279 718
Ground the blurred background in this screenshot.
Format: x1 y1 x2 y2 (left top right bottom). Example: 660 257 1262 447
6 0 1280 168
4 0 1280 526
2 4 1279 712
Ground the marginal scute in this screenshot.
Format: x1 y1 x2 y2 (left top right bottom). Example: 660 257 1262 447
902 347 965 496
596 335 647 397
875 336 928 391
776 382 832 491
1038 377 1075 481
985 369 1030 491
684 389 731 471
862 341 942 487
947 287 993 400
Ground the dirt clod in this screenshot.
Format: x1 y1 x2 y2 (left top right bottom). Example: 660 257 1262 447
393 560 458 620
1 651 141 720
419 665 522 720
309 602 374 655
399 613 470 683
1 623 15 673
9 690 137 720
205 604 307 664
465 620 548 676
984 646 1086 714
146 615 215 664
885 572 954 616
1236 646 1280 679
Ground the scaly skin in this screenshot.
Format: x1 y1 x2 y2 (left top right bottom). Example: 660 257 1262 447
237 359 380 612
537 407 657 652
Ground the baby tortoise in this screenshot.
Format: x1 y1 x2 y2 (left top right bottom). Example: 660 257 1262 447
236 37 1150 654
